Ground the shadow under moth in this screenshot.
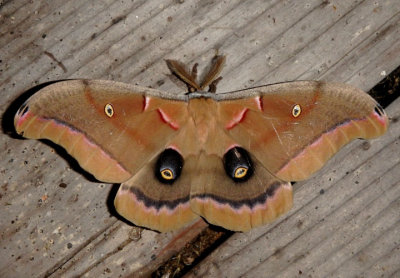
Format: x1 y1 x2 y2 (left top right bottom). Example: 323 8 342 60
14 56 388 232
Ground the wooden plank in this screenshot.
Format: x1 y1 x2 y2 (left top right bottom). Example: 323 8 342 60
0 0 399 277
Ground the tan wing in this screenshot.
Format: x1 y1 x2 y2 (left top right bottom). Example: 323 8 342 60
217 81 388 181
14 80 188 183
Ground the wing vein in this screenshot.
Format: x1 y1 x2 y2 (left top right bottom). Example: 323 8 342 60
271 122 291 158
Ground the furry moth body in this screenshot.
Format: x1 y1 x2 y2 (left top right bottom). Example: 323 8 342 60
14 56 388 232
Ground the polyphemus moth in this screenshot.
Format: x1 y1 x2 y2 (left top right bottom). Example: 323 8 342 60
14 56 388 232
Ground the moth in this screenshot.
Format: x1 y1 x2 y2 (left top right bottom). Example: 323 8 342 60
14 56 388 232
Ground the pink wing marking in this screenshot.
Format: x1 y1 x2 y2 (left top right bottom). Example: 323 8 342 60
371 109 388 126
255 96 263 111
143 96 150 111
157 108 180 130
15 108 32 127
224 143 240 154
225 108 249 130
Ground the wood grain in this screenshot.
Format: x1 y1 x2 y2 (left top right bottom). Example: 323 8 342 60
0 0 399 277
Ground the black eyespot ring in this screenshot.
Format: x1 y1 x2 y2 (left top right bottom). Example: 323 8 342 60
223 147 254 182
155 149 183 184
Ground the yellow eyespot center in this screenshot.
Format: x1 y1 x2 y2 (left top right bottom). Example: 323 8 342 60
234 167 248 179
104 103 114 117
161 169 174 180
292 104 301 117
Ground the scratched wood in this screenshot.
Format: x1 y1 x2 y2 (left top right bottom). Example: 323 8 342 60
0 0 399 277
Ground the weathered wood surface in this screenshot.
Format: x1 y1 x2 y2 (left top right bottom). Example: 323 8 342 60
0 0 399 277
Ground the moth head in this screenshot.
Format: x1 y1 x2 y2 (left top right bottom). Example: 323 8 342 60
155 149 183 184
223 147 254 182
